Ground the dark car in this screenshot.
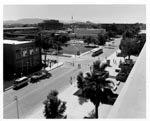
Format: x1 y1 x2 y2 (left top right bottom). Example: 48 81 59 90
13 76 29 90
30 71 51 83
116 72 128 82
102 88 118 105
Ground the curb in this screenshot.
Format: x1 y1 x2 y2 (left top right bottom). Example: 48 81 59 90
4 63 64 92
4 86 13 92
46 63 64 72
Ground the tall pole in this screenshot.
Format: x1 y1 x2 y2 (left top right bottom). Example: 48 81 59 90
14 96 19 119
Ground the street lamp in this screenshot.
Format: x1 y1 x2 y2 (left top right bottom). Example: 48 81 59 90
14 73 16 79
21 73 23 77
14 96 19 119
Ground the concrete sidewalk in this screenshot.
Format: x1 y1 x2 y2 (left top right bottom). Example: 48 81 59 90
45 62 64 71
26 49 131 119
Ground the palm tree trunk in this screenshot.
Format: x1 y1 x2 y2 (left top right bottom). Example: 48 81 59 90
44 50 47 66
95 105 99 118
128 55 130 60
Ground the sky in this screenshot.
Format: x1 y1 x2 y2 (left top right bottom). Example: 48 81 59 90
3 5 146 23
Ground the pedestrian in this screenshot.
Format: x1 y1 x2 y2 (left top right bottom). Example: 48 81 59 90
70 76 72 85
115 59 117 65
119 59 122 65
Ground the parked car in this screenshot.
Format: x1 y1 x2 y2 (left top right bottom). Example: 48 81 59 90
13 76 29 90
101 88 118 104
30 71 51 83
116 72 128 82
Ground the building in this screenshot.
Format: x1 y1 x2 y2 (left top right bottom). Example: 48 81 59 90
3 27 39 40
69 28 106 38
107 44 146 118
4 40 42 80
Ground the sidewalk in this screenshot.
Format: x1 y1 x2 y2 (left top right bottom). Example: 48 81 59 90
4 62 64 92
45 62 64 71
26 49 128 119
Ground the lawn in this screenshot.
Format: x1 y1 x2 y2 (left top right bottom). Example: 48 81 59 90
61 44 94 55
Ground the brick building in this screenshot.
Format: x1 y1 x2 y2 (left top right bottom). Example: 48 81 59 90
4 40 42 80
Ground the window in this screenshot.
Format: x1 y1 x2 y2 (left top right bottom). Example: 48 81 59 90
29 48 34 55
16 50 21 58
22 49 28 57
35 48 39 53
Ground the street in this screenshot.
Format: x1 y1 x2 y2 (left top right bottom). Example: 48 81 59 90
3 38 121 118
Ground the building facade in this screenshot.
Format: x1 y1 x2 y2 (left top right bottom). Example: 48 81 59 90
69 28 106 38
4 40 42 80
3 27 39 40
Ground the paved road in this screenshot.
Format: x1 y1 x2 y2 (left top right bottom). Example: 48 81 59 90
3 38 121 119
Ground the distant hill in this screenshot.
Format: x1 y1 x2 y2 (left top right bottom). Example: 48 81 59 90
4 18 44 25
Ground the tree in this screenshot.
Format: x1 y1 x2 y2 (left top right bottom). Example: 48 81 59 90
107 30 117 39
76 60 114 118
77 71 84 89
43 90 66 119
136 34 146 54
35 33 52 66
122 29 135 39
119 38 138 59
35 32 70 66
97 33 107 45
84 36 92 45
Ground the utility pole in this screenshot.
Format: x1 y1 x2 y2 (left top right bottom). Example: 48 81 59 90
72 16 74 33
14 96 19 119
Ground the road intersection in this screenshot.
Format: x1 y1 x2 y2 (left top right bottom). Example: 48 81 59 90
4 38 121 118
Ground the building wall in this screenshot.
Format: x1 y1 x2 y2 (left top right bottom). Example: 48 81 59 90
70 28 106 38
4 44 16 80
3 27 39 40
107 44 146 118
74 28 105 34
4 42 42 80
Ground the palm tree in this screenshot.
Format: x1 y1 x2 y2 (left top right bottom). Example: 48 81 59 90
43 90 66 119
76 60 114 118
77 71 84 89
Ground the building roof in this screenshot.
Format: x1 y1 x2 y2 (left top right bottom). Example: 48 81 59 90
3 40 33 45
4 27 38 31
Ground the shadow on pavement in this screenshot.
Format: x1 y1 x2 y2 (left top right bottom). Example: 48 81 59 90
74 88 118 106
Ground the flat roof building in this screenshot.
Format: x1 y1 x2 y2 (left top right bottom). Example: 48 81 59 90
4 40 42 80
3 27 39 40
69 28 106 39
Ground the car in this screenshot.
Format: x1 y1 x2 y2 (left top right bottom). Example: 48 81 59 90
41 71 52 79
116 72 128 82
101 88 118 104
30 71 51 83
13 76 29 89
